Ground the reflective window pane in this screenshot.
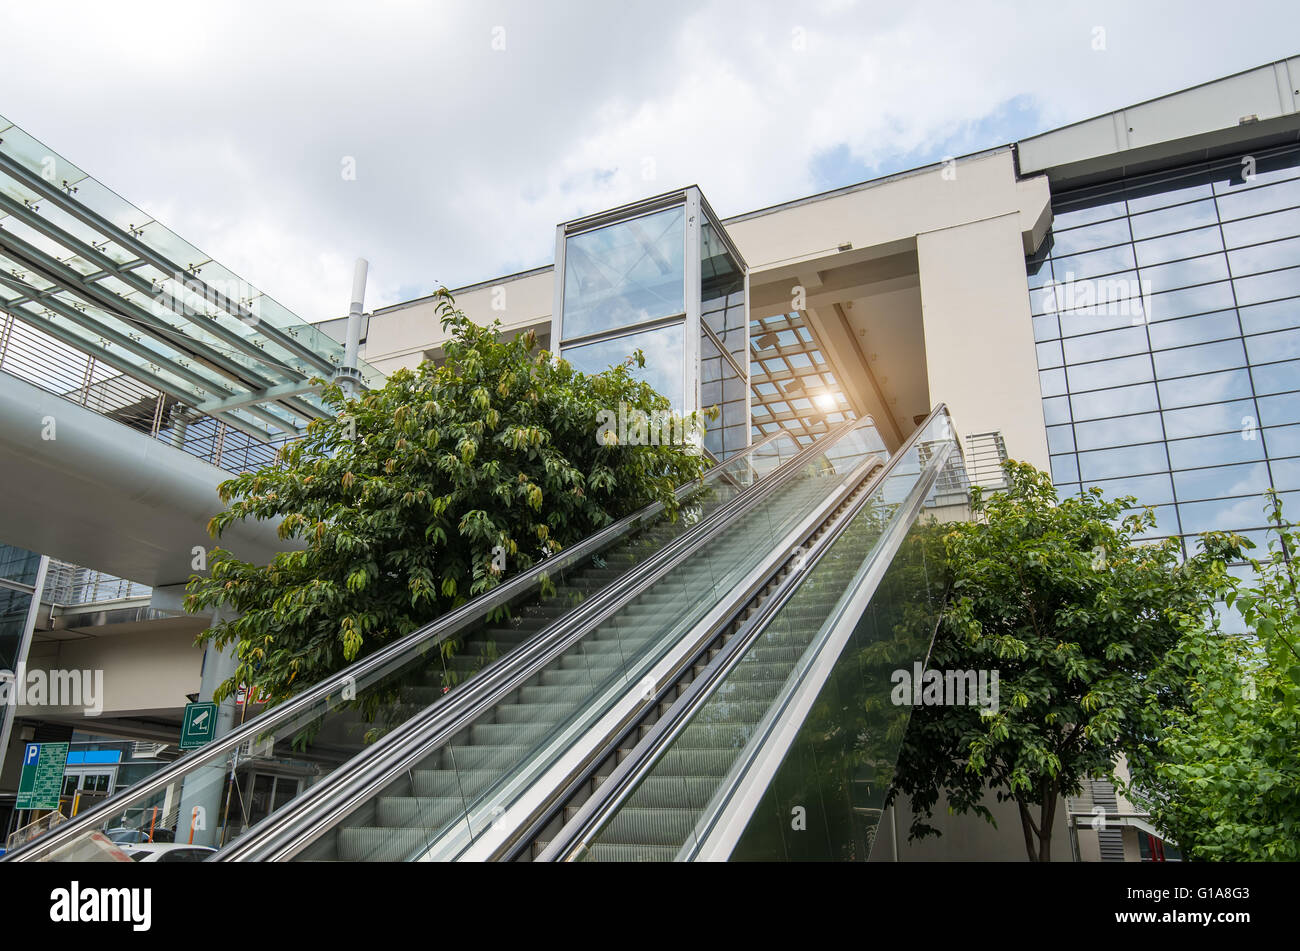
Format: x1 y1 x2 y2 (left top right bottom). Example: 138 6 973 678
1221 207 1300 249
1233 266 1300 306
1163 399 1257 439
1129 199 1218 240
1264 423 1300 457
562 206 685 340
1134 225 1223 268
1073 413 1163 451
1070 382 1159 420
1257 391 1300 428
1078 443 1167 481
1084 472 1174 506
1158 368 1254 408
1166 432 1264 470
1173 462 1271 504
1141 253 1230 293
562 322 685 409
1151 339 1246 378
1041 395 1071 426
1244 328 1300 364
1215 177 1300 221
1228 236 1300 277
1050 217 1131 256
1067 353 1153 391
1252 359 1300 395
1179 496 1274 534
1147 311 1240 349
1238 299 1300 335
1046 424 1074 454
1062 326 1148 364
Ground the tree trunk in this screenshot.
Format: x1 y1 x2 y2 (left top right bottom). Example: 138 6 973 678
1017 793 1058 862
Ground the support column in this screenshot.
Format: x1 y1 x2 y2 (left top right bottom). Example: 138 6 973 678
916 213 1051 470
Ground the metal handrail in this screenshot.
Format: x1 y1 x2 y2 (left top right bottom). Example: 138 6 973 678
217 417 878 860
3 426 798 860
546 404 953 861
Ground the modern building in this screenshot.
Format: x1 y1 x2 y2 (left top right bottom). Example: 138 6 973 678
2 53 1298 860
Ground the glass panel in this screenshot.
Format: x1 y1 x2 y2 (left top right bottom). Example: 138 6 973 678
1049 217 1132 256
1244 328 1300 364
1233 266 1300 306
1163 399 1257 439
1070 382 1159 420
1083 472 1174 506
563 322 686 411
1157 368 1254 408
1077 443 1167 481
1172 462 1272 504
1252 359 1300 395
1215 177 1300 221
1062 326 1148 364
1239 300 1300 335
1151 339 1246 378
1141 253 1230 293
1134 225 1223 268
1257 391 1300 428
1073 413 1163 451
1147 311 1241 350
1129 199 1218 240
1178 496 1275 534
1221 207 1300 249
562 206 686 340
1041 395 1071 426
1066 354 1153 392
1166 432 1264 470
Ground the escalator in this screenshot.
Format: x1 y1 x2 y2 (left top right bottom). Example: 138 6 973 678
216 406 965 863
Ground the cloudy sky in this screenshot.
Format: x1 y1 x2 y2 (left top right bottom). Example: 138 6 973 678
1 1 1297 324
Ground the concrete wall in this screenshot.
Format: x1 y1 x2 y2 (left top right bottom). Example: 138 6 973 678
21 627 202 720
917 213 1052 468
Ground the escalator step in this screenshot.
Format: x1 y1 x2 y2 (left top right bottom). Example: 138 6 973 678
337 827 432 862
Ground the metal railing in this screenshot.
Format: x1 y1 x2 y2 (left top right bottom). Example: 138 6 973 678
964 431 1009 492
0 311 298 475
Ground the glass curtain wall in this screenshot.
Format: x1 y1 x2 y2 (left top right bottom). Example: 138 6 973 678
1027 143 1300 621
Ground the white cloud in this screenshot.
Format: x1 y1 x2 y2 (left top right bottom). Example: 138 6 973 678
1 0 1296 326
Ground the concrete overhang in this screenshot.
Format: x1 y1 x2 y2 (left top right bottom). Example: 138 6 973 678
0 371 299 586
1018 54 1300 189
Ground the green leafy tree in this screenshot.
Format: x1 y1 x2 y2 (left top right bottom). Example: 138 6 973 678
885 461 1237 861
1126 492 1300 860
185 290 708 706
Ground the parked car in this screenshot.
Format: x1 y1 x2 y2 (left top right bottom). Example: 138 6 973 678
119 843 216 862
104 827 152 844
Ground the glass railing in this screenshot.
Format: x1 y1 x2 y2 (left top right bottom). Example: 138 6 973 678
6 429 808 862
567 409 961 861
249 418 890 861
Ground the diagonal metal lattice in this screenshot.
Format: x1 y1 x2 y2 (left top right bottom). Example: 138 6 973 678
749 311 853 446
0 113 384 442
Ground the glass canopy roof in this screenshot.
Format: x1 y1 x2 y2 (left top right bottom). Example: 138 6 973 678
0 114 384 440
749 311 853 447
